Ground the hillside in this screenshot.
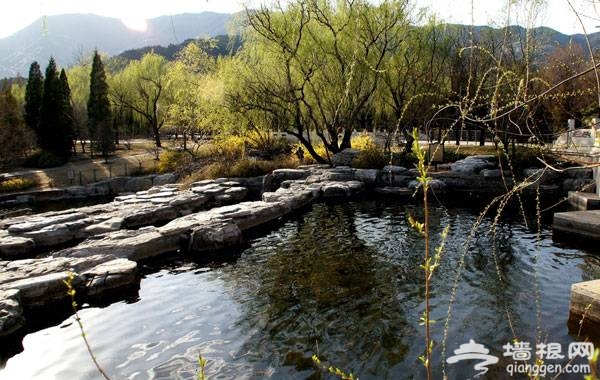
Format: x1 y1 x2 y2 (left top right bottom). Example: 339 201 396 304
0 12 231 77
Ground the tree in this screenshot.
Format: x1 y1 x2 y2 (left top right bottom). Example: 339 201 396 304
0 80 34 166
67 64 91 153
24 61 43 142
39 57 73 160
88 50 114 159
59 69 75 156
111 52 171 149
231 0 404 163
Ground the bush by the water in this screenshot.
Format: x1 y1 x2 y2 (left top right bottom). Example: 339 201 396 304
351 135 387 169
0 178 37 193
198 156 297 179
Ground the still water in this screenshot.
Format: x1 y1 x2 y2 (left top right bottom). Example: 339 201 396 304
0 200 597 379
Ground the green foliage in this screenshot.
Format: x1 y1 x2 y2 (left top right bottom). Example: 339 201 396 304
351 135 387 168
111 52 171 148
201 156 296 179
24 61 43 138
0 178 37 193
197 353 207 380
88 50 114 158
312 354 357 380
0 81 34 166
157 150 191 173
38 57 74 160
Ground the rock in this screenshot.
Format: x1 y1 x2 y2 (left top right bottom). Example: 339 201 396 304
0 289 24 337
353 169 379 185
481 169 512 178
331 149 360 167
450 156 496 174
566 168 593 179
322 182 351 197
153 173 178 186
188 219 242 252
523 168 560 183
563 178 596 193
263 169 310 192
83 259 138 297
408 179 446 192
0 236 35 258
382 165 408 175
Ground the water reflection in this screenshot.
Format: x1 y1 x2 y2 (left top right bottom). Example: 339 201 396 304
0 200 597 379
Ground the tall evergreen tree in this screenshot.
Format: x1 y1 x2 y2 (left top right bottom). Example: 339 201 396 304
59 69 75 156
24 61 43 141
88 50 114 158
38 57 73 160
39 57 60 154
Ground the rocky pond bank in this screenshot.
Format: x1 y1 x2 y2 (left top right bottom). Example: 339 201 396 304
0 156 593 338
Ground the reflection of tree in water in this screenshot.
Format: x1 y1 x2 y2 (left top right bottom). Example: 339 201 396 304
218 202 411 377
213 200 583 378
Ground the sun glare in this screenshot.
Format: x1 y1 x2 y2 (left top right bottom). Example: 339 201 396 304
121 17 148 32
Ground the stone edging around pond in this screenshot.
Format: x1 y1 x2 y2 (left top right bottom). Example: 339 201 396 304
0 173 180 208
0 156 593 338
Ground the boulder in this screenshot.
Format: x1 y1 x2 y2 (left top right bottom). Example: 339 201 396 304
83 259 138 297
0 289 24 337
331 149 360 167
450 156 496 174
408 179 446 192
188 219 242 252
353 169 379 185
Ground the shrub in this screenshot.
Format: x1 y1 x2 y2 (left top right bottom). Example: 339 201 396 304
211 135 245 160
351 135 387 169
352 145 387 169
351 134 378 150
302 144 330 164
0 178 37 193
157 150 192 173
24 150 66 168
196 155 298 179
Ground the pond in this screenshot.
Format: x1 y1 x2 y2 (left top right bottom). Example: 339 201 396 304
0 199 597 379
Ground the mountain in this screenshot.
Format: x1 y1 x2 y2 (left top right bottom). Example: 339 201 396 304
117 34 243 63
0 12 232 77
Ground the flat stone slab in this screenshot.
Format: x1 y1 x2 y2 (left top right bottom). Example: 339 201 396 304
553 210 600 241
568 191 600 211
0 180 250 258
570 280 600 327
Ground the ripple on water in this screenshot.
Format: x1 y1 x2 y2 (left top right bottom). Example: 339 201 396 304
0 201 597 379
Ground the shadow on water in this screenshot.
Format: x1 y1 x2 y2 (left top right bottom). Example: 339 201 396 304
0 197 598 379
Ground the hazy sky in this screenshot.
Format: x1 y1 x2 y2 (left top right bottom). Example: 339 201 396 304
0 0 599 38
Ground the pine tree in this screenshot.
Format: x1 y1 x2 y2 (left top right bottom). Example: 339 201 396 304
24 61 43 142
88 50 114 159
59 69 75 156
38 57 73 161
39 57 60 155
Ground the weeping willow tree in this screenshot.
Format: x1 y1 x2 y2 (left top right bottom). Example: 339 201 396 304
229 0 409 163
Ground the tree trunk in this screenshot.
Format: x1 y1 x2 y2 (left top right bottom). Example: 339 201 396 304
479 126 485 146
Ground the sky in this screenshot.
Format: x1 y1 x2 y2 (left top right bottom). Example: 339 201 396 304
0 0 599 38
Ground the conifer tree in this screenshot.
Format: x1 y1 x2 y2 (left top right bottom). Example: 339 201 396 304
88 50 114 158
37 57 74 161
59 69 75 156
24 61 43 141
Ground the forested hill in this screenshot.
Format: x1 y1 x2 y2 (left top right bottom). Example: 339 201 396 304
117 35 243 62
0 12 232 78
